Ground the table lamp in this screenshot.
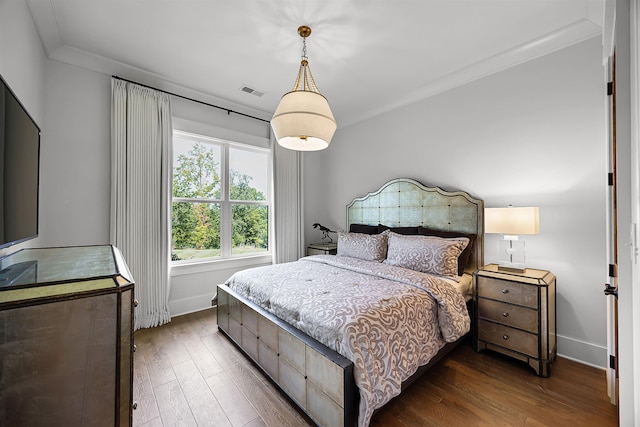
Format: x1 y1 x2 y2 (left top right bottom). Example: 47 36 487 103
485 206 539 273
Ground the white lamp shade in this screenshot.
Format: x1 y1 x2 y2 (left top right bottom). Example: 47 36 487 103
271 90 337 151
485 207 540 235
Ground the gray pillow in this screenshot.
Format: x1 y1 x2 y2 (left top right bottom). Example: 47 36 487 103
384 232 469 278
337 230 389 262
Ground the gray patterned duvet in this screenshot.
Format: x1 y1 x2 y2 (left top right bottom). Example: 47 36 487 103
224 254 471 426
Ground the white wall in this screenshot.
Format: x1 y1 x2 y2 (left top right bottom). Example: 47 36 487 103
0 1 111 251
39 60 111 247
304 37 608 367
0 0 45 124
0 0 47 257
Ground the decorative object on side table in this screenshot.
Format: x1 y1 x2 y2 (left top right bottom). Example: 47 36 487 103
312 222 336 242
485 206 539 273
474 264 556 377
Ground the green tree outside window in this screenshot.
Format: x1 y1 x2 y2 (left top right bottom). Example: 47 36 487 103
172 139 269 262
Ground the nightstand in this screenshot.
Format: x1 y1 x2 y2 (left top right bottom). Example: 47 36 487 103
307 242 337 256
474 264 556 377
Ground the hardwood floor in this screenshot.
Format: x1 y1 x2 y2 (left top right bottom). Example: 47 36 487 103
133 308 617 427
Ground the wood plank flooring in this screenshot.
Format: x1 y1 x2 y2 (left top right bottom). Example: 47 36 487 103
133 308 617 427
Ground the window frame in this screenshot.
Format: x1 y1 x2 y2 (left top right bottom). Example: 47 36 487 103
171 129 272 266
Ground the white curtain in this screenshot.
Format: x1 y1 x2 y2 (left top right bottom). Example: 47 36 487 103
111 78 172 329
272 132 305 263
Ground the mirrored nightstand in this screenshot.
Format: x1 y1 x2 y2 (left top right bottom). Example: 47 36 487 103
307 242 337 256
474 264 556 377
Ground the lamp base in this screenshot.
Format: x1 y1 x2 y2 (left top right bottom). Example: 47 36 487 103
497 238 526 273
497 264 527 274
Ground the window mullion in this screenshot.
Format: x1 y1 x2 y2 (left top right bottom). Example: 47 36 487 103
220 144 232 258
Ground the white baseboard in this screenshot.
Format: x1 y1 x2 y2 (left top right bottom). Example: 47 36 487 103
557 334 607 369
169 293 216 318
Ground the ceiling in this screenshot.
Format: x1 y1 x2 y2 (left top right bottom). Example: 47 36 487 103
26 0 604 127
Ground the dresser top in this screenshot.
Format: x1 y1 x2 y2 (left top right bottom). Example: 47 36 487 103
0 245 133 304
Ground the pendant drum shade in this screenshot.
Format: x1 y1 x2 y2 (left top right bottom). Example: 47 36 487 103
271 26 336 151
272 90 336 151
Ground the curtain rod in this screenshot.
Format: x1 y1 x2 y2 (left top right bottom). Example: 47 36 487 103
112 75 271 124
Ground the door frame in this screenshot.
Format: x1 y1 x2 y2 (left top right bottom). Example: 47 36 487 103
604 52 618 406
629 0 640 422
605 0 640 424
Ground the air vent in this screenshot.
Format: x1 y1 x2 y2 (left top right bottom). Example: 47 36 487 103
239 85 264 97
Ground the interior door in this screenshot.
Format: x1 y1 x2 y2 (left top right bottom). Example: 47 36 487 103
604 52 619 411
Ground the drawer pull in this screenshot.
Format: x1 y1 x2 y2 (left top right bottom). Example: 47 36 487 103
502 334 509 340
502 312 509 317
501 289 509 294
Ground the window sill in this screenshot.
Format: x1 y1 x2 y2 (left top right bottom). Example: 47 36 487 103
170 253 273 277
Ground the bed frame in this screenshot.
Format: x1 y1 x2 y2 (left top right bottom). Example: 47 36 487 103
217 178 484 426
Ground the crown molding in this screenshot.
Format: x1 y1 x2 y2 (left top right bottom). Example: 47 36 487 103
341 18 602 127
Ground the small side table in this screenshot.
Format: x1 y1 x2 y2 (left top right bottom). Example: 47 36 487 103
307 242 337 256
474 264 557 377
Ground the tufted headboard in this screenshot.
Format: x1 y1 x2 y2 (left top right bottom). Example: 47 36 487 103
346 178 484 272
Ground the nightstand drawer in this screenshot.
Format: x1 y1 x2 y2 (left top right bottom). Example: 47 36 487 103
307 247 330 256
478 298 538 333
477 277 538 308
307 243 337 256
478 319 538 357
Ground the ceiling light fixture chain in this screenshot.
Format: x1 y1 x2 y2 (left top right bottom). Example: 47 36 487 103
301 32 308 62
291 26 318 94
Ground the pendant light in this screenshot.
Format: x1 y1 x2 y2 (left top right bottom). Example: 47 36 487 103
271 26 336 151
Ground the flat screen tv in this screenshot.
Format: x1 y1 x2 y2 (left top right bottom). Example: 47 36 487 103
0 74 40 249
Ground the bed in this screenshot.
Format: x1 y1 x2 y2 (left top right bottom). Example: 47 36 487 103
217 178 484 426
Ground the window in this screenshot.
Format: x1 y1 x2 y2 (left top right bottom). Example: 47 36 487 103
171 130 271 263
